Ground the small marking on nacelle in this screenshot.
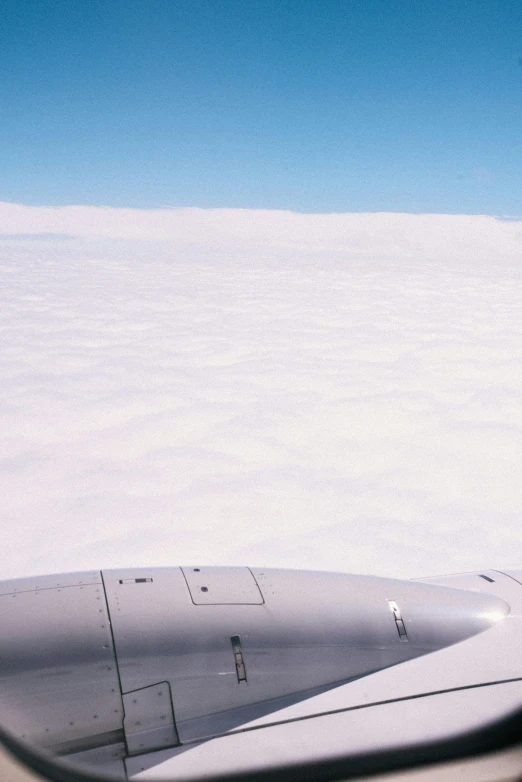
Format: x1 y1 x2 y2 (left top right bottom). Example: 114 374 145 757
387 600 409 641
231 635 247 682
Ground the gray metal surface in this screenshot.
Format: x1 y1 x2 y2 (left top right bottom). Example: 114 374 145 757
181 567 263 605
102 566 509 744
0 571 102 595
0 565 515 781
123 682 178 755
125 569 522 780
0 571 123 756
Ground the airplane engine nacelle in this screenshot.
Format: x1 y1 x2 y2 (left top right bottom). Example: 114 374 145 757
0 567 510 766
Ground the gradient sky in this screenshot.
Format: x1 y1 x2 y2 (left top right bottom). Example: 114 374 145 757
1 0 522 213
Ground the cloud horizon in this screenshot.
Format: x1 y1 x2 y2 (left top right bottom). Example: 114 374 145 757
1 203 521 582
1 200 521 263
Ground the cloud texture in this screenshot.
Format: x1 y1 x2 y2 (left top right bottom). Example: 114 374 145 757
1 203 521 579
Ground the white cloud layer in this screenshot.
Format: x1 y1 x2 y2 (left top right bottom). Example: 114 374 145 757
1 203 521 580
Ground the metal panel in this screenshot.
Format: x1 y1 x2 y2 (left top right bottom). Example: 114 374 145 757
0 576 123 753
181 567 264 605
123 682 178 754
0 571 102 596
102 566 509 745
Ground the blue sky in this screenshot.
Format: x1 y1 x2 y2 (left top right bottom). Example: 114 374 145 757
1 0 521 213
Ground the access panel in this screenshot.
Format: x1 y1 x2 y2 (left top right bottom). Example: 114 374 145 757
123 682 178 754
181 567 264 605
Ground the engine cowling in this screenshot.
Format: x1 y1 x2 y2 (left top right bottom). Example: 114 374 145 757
0 566 510 771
